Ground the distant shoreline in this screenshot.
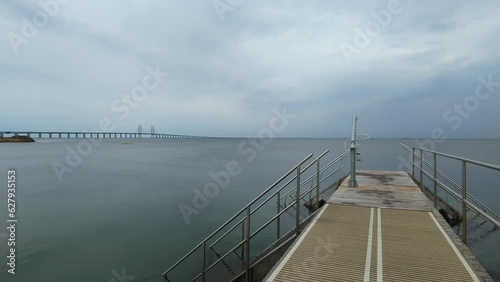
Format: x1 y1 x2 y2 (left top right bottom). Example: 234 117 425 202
0 135 36 143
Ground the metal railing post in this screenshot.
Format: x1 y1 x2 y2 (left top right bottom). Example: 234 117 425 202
412 147 415 177
241 220 245 270
420 149 424 191
245 206 251 281
202 241 206 282
296 165 301 235
316 160 320 210
433 153 438 208
462 161 468 245
277 191 280 240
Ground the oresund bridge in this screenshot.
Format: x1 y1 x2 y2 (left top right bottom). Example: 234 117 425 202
0 131 208 139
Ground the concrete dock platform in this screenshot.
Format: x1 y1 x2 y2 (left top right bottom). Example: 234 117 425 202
264 170 492 282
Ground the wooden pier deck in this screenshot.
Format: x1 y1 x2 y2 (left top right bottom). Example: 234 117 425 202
264 170 492 282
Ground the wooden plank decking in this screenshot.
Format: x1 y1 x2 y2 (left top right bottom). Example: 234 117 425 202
264 171 492 282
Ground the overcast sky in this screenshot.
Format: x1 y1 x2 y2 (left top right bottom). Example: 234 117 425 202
1 0 499 138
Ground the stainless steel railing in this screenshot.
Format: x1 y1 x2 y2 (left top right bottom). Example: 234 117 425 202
400 144 499 222
162 148 352 281
400 143 500 245
281 148 351 208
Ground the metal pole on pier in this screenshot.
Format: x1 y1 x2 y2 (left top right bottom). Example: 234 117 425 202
349 116 358 187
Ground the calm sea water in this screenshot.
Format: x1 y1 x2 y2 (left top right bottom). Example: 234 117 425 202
0 139 498 281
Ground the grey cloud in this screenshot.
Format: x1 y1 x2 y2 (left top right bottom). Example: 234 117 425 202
0 0 499 138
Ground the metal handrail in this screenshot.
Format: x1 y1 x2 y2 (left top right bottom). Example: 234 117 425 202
320 146 354 173
252 150 330 212
230 150 329 221
251 171 339 241
250 202 297 239
216 148 350 254
209 217 246 249
402 143 499 220
212 150 332 252
283 166 346 209
163 148 353 281
280 146 353 202
417 148 500 171
246 153 314 208
162 154 313 277
419 168 500 228
422 156 497 220
282 166 342 207
400 143 498 221
401 144 500 245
